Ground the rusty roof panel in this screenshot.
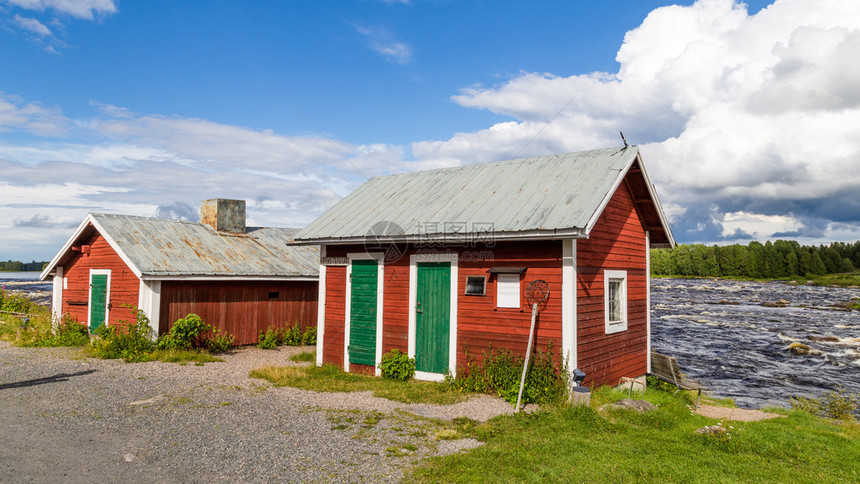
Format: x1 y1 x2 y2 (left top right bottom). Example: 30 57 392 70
90 214 318 278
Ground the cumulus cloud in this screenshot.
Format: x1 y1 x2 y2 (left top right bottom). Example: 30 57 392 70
353 24 413 65
154 202 196 221
413 0 860 244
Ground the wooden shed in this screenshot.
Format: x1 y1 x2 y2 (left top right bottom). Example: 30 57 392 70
294 147 674 388
40 199 319 345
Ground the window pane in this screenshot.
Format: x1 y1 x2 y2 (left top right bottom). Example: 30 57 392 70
608 279 622 322
497 274 520 308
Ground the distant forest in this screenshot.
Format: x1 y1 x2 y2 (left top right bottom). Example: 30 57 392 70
651 241 860 278
0 260 49 272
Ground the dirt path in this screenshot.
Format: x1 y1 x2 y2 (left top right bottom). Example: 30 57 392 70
695 404 786 422
0 342 508 483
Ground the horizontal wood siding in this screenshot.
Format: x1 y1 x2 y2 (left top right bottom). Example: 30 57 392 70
457 241 563 371
577 178 648 387
159 280 318 345
61 229 139 329
320 243 564 374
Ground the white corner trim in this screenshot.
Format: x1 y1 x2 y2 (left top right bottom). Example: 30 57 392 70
561 239 577 372
88 269 112 329
316 245 327 367
137 280 161 337
604 269 628 334
51 266 64 324
646 231 652 373
408 252 458 381
344 252 385 375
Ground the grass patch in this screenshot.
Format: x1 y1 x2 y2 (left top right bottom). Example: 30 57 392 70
249 364 471 405
409 386 860 483
146 349 223 364
289 351 315 362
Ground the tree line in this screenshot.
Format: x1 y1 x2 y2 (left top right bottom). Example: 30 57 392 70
651 241 860 278
0 260 49 272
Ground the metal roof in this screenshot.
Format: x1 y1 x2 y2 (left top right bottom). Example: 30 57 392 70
41 214 319 280
296 146 672 244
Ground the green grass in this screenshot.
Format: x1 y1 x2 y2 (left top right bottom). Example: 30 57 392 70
145 349 223 364
249 363 471 405
408 386 860 483
289 351 315 362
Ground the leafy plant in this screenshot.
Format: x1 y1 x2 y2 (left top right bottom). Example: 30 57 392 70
90 308 155 362
157 313 210 350
446 342 569 405
790 386 860 420
379 349 415 381
257 327 280 349
301 325 316 345
28 316 89 347
206 327 235 353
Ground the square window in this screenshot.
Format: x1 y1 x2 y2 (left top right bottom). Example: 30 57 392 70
464 275 487 296
604 270 627 333
496 274 520 308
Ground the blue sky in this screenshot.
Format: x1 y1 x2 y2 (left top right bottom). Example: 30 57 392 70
2 0 859 261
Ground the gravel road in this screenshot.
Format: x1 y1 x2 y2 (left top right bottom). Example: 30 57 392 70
0 342 512 483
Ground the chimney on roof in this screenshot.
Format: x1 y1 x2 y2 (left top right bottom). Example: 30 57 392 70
200 199 246 234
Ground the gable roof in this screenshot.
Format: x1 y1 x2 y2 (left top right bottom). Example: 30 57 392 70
295 146 674 247
40 213 319 281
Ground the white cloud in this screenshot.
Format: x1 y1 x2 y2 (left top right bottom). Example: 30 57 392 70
412 0 860 243
5 0 117 19
353 24 413 65
0 92 69 136
13 14 51 36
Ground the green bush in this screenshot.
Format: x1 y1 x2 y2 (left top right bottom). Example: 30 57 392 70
206 328 235 353
157 313 210 350
29 316 89 347
258 323 316 349
446 342 569 405
379 349 415 381
91 308 155 362
257 327 280 349
790 386 860 420
302 325 317 345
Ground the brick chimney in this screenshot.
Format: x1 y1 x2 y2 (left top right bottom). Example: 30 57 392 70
200 199 246 234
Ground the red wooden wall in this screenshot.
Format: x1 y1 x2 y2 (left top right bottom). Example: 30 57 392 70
159 280 318 345
320 242 565 372
576 179 648 387
60 228 140 328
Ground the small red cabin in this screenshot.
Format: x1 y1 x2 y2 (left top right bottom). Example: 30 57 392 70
294 147 674 388
40 199 319 345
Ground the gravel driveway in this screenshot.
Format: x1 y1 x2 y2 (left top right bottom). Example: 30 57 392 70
0 342 513 483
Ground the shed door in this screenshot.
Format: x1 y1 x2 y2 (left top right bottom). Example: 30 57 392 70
348 259 378 366
89 274 108 332
415 262 451 374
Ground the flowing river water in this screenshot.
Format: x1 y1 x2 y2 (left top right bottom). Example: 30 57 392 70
2 273 858 409
652 277 860 409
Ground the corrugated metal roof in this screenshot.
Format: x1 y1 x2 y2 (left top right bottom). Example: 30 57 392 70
89 214 318 278
296 147 640 242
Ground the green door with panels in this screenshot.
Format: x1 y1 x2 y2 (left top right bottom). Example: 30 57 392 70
89 274 108 332
415 262 451 374
349 259 378 366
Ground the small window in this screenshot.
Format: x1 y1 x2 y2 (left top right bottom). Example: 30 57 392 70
604 270 627 334
496 274 520 308
464 276 487 296
268 291 279 299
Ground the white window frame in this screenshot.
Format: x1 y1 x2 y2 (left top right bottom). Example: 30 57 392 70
604 270 627 334
496 273 521 308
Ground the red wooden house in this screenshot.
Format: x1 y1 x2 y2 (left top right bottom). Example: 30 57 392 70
294 147 674 387
40 199 319 345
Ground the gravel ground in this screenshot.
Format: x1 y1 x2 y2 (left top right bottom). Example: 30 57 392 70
0 342 514 483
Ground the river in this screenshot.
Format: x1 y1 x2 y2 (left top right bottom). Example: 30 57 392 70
652 277 860 409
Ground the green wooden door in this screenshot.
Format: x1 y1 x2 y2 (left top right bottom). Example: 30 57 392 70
415 262 451 374
348 259 378 366
89 274 108 332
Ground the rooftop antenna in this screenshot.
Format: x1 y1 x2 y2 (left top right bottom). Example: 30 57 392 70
620 131 629 148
